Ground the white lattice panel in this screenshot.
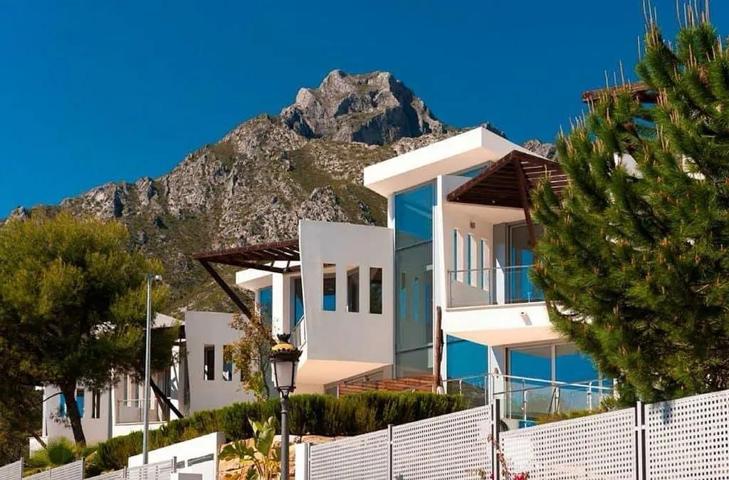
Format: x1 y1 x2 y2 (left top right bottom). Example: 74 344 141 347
50 461 84 480
646 389 729 479
500 408 635 479
0 460 23 480
85 469 125 480
391 406 491 480
309 429 389 480
127 459 174 480
24 471 51 480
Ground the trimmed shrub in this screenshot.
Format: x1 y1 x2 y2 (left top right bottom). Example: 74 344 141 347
94 392 467 471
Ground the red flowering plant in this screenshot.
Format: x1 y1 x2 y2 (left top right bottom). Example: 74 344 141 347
486 434 530 480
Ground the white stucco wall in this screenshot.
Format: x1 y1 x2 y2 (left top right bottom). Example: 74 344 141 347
183 311 255 412
41 385 112 445
129 432 224 480
296 220 395 385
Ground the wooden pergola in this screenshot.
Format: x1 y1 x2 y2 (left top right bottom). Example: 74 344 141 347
581 82 658 104
192 239 300 316
447 150 566 245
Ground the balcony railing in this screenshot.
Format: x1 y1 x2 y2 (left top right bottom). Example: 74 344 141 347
447 265 544 308
115 398 162 424
443 373 614 422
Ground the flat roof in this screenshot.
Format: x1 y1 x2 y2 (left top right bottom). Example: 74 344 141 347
363 127 528 198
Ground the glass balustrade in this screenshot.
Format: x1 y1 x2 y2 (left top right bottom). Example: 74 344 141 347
447 265 544 308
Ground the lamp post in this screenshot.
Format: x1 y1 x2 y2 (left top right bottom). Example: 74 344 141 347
142 273 162 465
270 334 301 480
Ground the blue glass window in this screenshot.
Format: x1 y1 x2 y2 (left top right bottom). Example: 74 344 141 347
322 270 336 312
258 286 273 327
466 234 473 284
395 183 434 249
58 394 67 418
76 389 84 418
555 344 599 383
394 182 435 375
291 278 304 325
446 336 487 380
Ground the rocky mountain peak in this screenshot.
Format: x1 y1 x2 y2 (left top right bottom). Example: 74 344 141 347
280 69 447 145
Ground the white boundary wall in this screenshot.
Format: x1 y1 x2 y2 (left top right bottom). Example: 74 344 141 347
25 461 84 480
645 389 729 479
306 388 729 480
500 408 636 479
308 406 492 480
0 460 22 480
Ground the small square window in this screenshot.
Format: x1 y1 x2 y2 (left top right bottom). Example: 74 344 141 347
370 267 383 314
323 264 336 311
347 266 359 313
204 345 215 381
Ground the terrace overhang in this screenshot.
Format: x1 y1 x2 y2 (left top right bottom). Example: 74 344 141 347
447 150 566 244
192 239 300 317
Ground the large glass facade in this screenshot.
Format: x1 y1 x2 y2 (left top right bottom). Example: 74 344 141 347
394 182 434 376
446 336 487 380
508 344 599 383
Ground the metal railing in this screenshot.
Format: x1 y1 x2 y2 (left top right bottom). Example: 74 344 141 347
490 374 613 422
443 373 613 422
443 375 489 407
447 265 544 308
116 398 161 424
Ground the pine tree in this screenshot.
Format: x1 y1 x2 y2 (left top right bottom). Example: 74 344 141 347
532 8 729 403
0 212 175 446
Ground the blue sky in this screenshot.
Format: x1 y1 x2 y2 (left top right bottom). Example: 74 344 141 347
1 1 727 215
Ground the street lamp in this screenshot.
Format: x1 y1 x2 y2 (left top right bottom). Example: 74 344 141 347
270 334 301 480
142 273 162 465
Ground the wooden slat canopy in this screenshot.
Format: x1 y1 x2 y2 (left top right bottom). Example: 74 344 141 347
447 150 566 207
193 239 300 269
192 239 300 317
447 150 566 245
581 82 658 104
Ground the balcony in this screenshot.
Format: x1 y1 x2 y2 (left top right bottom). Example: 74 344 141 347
447 265 544 308
442 265 558 346
115 399 163 425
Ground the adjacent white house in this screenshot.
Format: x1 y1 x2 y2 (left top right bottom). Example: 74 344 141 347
36 311 251 449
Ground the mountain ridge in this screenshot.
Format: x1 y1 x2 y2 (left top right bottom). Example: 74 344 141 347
6 70 554 313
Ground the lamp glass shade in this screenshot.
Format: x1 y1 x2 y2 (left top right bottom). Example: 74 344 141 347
273 357 297 394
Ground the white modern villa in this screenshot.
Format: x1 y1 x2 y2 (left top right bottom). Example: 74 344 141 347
195 126 611 425
37 311 254 448
38 126 610 448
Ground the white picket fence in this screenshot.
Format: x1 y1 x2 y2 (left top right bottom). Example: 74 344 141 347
87 459 176 480
25 461 84 480
0 460 22 480
0 457 176 480
308 405 493 480
306 388 729 480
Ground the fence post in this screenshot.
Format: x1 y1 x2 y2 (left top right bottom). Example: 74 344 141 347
635 401 647 480
490 399 502 480
387 424 393 480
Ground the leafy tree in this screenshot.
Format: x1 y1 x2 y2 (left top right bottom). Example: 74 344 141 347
0 212 173 446
229 311 274 401
532 9 729 403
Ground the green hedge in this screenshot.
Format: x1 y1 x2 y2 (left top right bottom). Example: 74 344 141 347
94 392 467 471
